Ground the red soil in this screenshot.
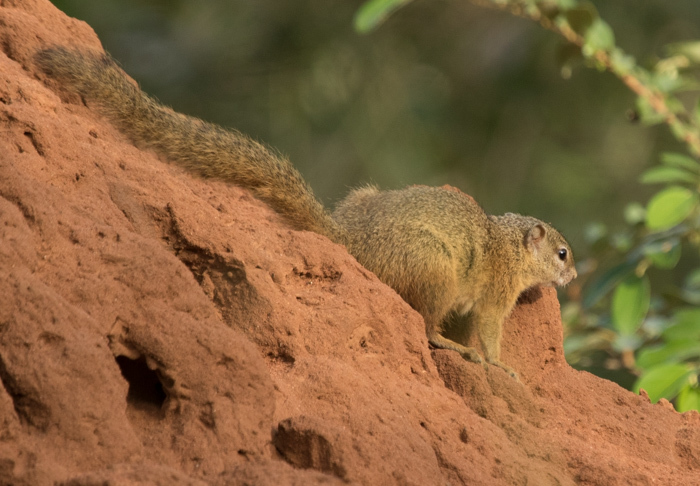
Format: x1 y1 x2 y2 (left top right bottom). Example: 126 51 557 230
0 1 698 484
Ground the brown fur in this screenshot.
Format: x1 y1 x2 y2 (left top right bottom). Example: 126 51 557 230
36 48 577 379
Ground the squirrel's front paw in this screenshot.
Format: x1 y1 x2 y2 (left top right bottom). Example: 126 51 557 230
460 348 484 365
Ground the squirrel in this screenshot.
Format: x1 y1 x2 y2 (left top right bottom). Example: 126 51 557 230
35 48 577 379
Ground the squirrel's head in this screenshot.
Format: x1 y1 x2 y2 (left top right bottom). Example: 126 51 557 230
497 213 577 288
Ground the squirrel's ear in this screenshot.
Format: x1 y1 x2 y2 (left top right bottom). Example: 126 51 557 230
525 224 546 250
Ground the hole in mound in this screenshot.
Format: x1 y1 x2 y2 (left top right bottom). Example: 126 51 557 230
116 355 167 415
23 131 45 156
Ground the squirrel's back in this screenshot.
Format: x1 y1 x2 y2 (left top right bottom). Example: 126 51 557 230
334 185 492 295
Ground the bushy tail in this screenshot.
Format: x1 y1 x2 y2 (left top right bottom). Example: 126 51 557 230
36 48 346 243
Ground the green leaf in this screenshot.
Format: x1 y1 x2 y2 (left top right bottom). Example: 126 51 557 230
634 363 692 402
354 0 413 33
582 18 615 56
651 71 683 94
677 385 700 413
636 341 700 369
609 47 636 77
645 186 698 231
612 275 650 335
666 41 700 64
582 260 638 309
661 152 700 172
643 238 681 269
649 70 696 94
639 166 697 185
663 308 700 341
648 246 682 269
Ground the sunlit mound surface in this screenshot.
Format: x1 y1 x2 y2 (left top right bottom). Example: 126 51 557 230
1 1 699 484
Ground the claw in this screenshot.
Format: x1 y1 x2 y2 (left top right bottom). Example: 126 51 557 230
487 359 519 381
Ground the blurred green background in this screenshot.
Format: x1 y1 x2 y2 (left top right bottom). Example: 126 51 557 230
49 0 700 254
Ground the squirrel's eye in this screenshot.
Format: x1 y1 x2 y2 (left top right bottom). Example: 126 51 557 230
558 249 568 261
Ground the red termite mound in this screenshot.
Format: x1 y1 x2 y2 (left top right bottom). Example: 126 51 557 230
0 1 699 484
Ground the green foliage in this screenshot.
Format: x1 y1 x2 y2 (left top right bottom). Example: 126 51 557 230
664 309 700 341
633 363 693 403
611 276 649 336
677 386 700 412
355 0 700 411
581 19 614 56
640 167 697 185
644 239 681 269
582 260 637 309
645 186 698 231
354 0 413 33
636 341 700 369
660 153 700 172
